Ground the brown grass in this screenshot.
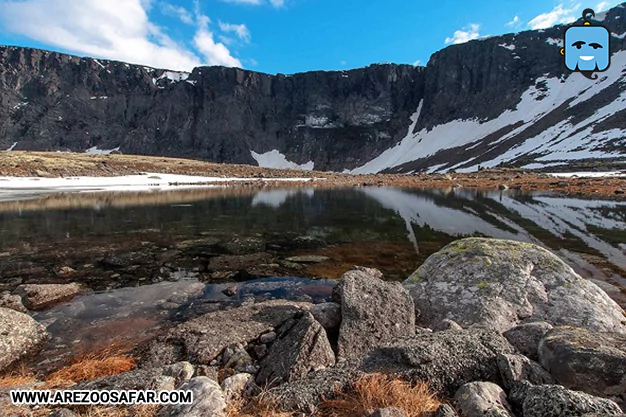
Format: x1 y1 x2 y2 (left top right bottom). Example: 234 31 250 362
318 373 440 417
45 345 136 385
226 394 294 417
0 362 37 389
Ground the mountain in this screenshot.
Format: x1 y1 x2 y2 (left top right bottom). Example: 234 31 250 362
1 3 625 173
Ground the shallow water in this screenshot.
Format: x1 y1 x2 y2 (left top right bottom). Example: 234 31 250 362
0 186 625 364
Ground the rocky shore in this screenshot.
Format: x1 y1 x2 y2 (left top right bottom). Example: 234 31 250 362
1 151 625 198
1 238 626 416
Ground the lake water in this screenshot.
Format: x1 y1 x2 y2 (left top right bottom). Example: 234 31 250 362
0 186 624 367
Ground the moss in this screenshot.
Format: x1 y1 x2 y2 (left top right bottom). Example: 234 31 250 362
477 281 490 290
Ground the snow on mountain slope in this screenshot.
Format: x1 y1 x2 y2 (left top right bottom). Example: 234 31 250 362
251 150 315 170
352 50 626 174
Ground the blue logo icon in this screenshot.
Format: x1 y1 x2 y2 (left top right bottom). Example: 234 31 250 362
562 8 611 79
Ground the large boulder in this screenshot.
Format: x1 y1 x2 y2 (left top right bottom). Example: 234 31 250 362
140 300 311 367
509 381 624 417
14 283 82 311
0 307 48 372
403 238 626 333
496 353 554 390
539 327 626 407
269 329 516 412
257 312 335 386
453 381 515 417
310 302 341 331
337 267 415 360
503 321 553 361
158 377 226 417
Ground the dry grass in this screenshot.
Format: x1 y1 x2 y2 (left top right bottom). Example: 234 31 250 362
67 405 159 417
226 394 294 417
319 373 440 417
45 345 136 385
0 363 37 389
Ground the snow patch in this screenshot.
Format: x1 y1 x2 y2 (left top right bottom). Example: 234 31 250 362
12 102 28 110
85 146 120 155
6 142 18 151
546 38 563 47
250 150 315 171
613 32 626 39
499 43 516 51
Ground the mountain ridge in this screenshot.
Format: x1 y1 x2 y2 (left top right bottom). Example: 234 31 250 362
1 3 626 173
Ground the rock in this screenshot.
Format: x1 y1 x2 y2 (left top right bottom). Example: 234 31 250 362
431 404 459 417
158 377 226 417
433 319 463 332
539 326 626 407
257 312 335 386
403 238 626 333
285 255 330 264
14 283 82 310
454 381 515 417
75 367 175 391
0 307 48 372
615 189 625 195
365 407 407 417
207 253 274 274
509 382 624 417
223 345 256 374
0 291 27 313
498 184 509 190
496 353 554 390
222 285 238 297
153 375 176 391
337 266 415 360
310 302 342 330
221 373 258 402
214 237 266 255
140 300 311 367
163 361 195 388
503 321 553 361
259 332 277 344
49 409 78 417
57 266 76 276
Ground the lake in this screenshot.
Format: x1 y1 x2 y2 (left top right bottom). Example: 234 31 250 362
0 186 624 367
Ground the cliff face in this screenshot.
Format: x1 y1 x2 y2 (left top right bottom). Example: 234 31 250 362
1 3 626 173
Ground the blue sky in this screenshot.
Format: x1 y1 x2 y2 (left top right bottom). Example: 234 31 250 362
0 0 622 74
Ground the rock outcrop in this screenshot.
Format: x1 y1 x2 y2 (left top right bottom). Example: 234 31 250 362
403 238 626 333
0 307 48 372
453 381 515 417
14 283 82 310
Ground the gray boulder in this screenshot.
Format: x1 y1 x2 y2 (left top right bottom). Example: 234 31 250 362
503 321 553 361
14 283 82 310
403 238 626 333
337 266 415 360
453 381 515 417
0 307 48 372
431 404 459 417
221 373 258 402
310 302 341 331
140 300 311 366
433 319 463 332
539 327 626 407
365 407 407 417
257 312 335 386
158 377 226 417
496 353 554 390
509 382 624 417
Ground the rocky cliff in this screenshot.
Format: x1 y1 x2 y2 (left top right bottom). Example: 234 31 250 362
1 3 626 173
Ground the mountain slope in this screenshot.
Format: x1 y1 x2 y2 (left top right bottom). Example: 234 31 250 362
1 3 626 173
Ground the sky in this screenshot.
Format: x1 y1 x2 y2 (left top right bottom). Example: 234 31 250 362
0 0 622 74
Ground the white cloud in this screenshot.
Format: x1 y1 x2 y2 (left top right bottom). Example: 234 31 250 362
162 3 194 25
413 59 421 66
219 0 284 8
506 15 521 27
269 0 285 7
340 60 348 66
528 3 581 30
595 1 620 12
0 0 242 71
219 21 251 43
445 24 481 45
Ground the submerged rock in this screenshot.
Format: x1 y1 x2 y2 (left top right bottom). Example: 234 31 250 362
14 283 82 311
337 266 415 360
140 300 311 367
0 307 48 372
257 312 335 386
539 326 626 407
403 238 626 333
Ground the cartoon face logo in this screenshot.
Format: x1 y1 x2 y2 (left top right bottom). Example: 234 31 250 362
564 25 610 72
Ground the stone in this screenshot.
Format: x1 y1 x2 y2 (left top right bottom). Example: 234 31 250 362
431 404 459 417
503 321 553 361
0 307 48 372
207 253 274 273
223 346 256 374
14 283 82 311
539 326 626 407
214 237 266 255
221 373 258 402
365 407 407 417
453 382 515 417
337 266 415 360
49 409 79 417
499 184 509 190
403 238 626 333
222 285 238 297
285 255 330 263
433 319 463 332
139 300 311 367
509 382 624 417
158 377 226 417
0 292 27 313
257 312 335 386
163 361 195 388
310 302 342 330
496 353 554 390
259 331 277 344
